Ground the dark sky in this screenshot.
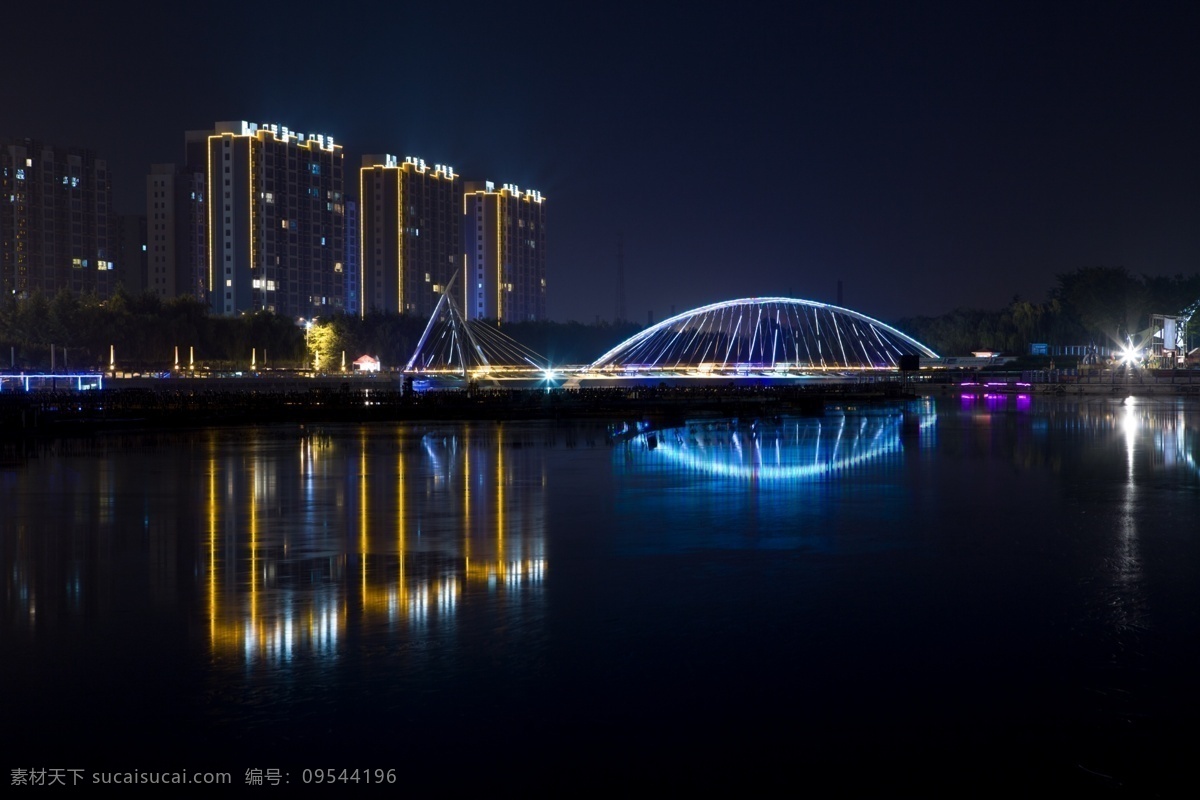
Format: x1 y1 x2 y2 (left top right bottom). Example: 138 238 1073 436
5 1 1197 323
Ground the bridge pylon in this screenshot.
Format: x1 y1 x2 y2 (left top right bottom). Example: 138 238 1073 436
404 272 549 380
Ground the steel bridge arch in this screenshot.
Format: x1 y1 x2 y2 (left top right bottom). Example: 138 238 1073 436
586 297 937 373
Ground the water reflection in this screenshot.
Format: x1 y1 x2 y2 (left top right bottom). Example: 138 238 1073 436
1111 400 1146 634
196 425 549 664
614 404 938 482
4 405 1200 786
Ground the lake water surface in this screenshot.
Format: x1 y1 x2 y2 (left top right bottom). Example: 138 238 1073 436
3 396 1198 789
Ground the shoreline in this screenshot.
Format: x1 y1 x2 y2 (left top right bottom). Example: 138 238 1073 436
4 376 1198 442
0 383 867 440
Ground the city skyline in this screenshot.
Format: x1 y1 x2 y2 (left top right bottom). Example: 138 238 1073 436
3 2 1197 324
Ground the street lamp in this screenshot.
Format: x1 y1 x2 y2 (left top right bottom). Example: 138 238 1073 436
303 319 315 372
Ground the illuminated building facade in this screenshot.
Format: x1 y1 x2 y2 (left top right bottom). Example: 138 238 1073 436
462 181 546 322
1 139 115 299
358 155 461 318
187 121 344 318
146 164 206 300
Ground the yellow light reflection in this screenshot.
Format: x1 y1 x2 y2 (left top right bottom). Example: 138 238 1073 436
496 432 504 556
463 429 471 559
360 432 369 604
207 439 217 648
202 424 548 663
397 442 406 604
250 452 258 647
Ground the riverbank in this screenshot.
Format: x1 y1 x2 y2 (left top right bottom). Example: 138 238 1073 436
0 383 915 439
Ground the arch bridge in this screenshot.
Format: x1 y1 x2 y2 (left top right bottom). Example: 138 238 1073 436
582 297 936 378
404 295 937 382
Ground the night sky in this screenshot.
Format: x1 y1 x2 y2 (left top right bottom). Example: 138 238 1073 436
4 1 1197 323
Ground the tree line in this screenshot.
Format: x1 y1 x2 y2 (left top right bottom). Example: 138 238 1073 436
0 288 646 372
3 267 1197 371
0 289 305 371
894 267 1200 357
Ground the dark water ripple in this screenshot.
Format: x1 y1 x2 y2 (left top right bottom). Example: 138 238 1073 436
2 399 1199 790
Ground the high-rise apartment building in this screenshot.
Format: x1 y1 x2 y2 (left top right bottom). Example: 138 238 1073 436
115 213 148 295
358 155 461 318
344 198 359 317
146 164 206 300
186 121 344 318
1 139 115 299
462 181 546 322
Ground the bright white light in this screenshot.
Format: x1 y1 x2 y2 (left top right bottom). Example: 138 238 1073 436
1119 346 1142 367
